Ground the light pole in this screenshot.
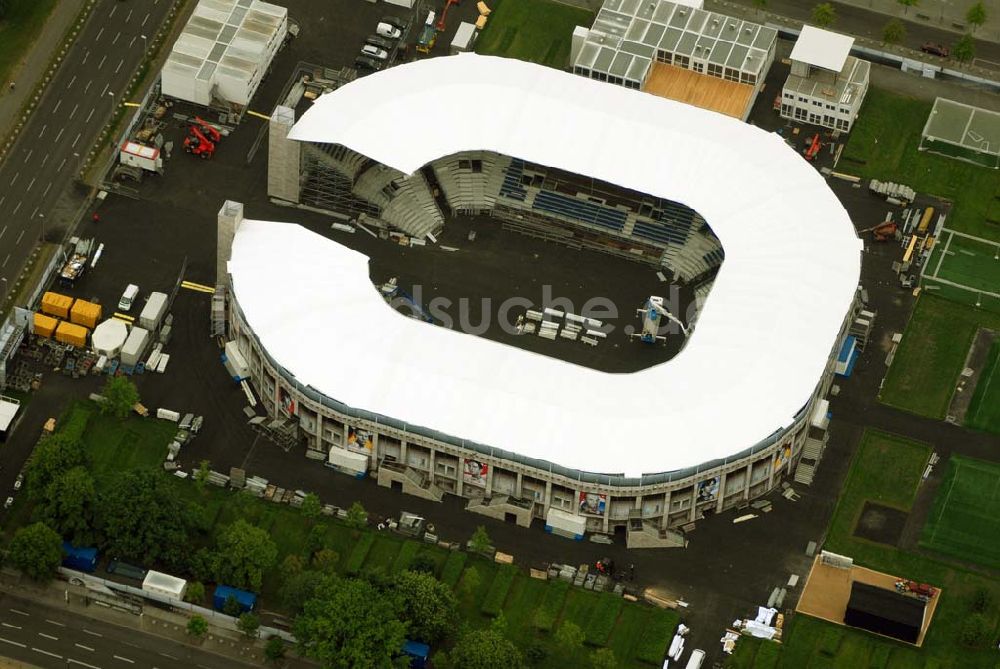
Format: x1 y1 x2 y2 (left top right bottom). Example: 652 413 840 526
107 90 116 119
140 34 148 52
37 212 45 242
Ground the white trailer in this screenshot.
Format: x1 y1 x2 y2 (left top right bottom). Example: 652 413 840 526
119 141 163 173
544 508 586 540
450 22 477 55
139 292 168 330
142 570 188 601
121 327 151 367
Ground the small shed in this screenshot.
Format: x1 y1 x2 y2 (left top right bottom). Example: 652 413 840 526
142 570 188 601
92 318 129 358
844 581 924 644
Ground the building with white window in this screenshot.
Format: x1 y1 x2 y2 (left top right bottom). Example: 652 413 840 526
780 26 870 133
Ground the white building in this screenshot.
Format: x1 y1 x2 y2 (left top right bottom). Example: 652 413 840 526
161 0 288 109
780 26 870 133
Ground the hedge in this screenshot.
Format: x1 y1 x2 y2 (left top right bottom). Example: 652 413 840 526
634 609 678 665
481 565 516 616
345 532 375 575
532 580 569 632
392 540 420 573
584 596 622 646
440 551 468 588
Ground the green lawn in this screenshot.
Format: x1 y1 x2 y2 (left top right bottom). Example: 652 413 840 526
921 456 1000 569
841 87 1000 242
880 294 1000 420
474 0 594 69
966 341 1000 434
0 0 60 99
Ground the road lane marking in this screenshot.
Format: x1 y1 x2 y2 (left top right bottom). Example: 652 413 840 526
32 647 63 659
0 637 25 648
98 55 107 69
1 622 21 630
37 125 45 139
115 58 124 74
113 655 135 663
86 108 95 123
70 102 80 118
109 4 116 17
142 12 150 26
82 50 89 65
126 9 132 22
101 82 109 96
54 127 64 142
10 172 18 186
69 660 101 669
74 643 94 651
83 80 92 93
73 132 82 148
112 31 121 46
38 632 58 641
57 157 67 172
129 36 136 48
23 149 31 163
16 230 24 244
12 201 22 215
26 177 35 192
158 652 177 660
3 255 9 267
96 27 104 41
44 619 64 628
42 182 52 197
82 629 102 637
0 196 4 207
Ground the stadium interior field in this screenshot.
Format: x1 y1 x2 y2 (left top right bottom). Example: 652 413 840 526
920 456 1000 570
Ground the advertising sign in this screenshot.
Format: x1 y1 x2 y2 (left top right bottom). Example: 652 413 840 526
578 492 607 515
463 458 488 486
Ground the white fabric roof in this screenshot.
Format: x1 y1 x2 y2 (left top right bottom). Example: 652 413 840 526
142 570 187 597
790 26 854 72
239 54 861 476
91 318 128 355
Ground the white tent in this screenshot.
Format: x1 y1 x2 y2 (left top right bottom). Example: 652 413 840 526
91 318 128 358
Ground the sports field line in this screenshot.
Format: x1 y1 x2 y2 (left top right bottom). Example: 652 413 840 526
927 463 959 547
945 228 1000 248
969 350 998 426
929 230 953 279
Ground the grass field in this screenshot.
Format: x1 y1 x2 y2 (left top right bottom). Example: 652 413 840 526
880 294 1000 420
474 0 594 69
966 341 1000 433
841 88 1000 242
923 230 1000 314
726 431 1000 668
0 0 60 105
921 456 1000 569
20 399 677 668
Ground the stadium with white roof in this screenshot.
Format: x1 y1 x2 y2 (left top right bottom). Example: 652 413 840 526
222 54 862 544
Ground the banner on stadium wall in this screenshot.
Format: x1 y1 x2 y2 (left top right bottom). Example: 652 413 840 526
578 492 606 515
347 426 374 451
774 444 792 471
463 458 488 486
697 476 720 503
277 386 296 416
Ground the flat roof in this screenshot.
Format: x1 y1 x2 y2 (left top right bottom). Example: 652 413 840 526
790 25 854 72
253 54 862 476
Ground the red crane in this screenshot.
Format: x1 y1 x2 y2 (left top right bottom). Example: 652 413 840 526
802 133 822 161
183 117 221 159
435 0 460 31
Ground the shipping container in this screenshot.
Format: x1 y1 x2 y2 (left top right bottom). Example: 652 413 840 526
139 292 168 330
121 327 151 367
213 585 257 613
33 313 59 338
41 292 74 319
70 299 102 329
62 542 98 573
55 321 88 348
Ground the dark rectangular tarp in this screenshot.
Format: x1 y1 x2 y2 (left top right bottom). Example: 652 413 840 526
844 581 924 644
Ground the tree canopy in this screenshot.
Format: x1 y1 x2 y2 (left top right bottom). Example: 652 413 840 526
953 33 976 61
26 433 87 500
293 576 407 669
393 570 459 644
214 519 278 591
8 522 63 581
966 2 987 29
449 628 524 669
39 466 97 545
100 376 140 420
882 18 906 45
812 2 837 27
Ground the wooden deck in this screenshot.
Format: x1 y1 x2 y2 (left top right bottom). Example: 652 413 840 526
642 63 753 119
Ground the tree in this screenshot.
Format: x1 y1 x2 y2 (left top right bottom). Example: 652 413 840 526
39 466 97 544
311 548 340 574
970 586 993 613
897 0 919 14
237 612 261 639
555 620 585 653
190 548 219 582
306 523 329 555
449 628 524 669
345 501 368 530
8 522 63 581
953 33 976 62
26 433 87 500
293 576 407 669
469 525 492 554
185 581 206 604
459 565 482 600
966 2 987 31
279 570 326 613
752 0 767 15
393 570 459 643
96 470 197 568
100 376 140 420
960 613 990 647
811 3 837 27
882 18 906 45
281 553 305 578
300 492 322 521
409 553 437 575
214 519 278 590
265 636 286 663
194 460 211 491
591 648 617 669
187 615 209 639
223 595 243 617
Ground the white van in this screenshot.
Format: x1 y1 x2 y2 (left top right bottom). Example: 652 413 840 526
118 284 139 311
684 649 706 669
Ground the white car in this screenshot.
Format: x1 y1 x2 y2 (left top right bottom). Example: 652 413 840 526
376 22 401 40
13 475 23 491
361 44 389 61
4 497 13 509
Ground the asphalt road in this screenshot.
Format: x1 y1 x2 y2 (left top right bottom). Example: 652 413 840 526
0 592 258 669
0 0 176 303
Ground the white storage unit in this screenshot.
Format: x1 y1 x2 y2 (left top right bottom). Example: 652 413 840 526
327 446 368 478
142 570 188 601
544 508 587 540
223 340 251 381
120 141 163 172
139 292 168 331
162 0 288 108
121 327 151 367
450 22 477 55
91 318 129 358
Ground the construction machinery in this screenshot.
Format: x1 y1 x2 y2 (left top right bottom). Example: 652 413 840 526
183 116 221 159
436 0 460 31
416 10 438 54
858 220 899 241
629 296 688 345
802 133 822 161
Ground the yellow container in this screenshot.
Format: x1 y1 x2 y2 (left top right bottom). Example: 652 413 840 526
70 299 102 329
33 313 59 339
41 292 74 319
55 321 88 348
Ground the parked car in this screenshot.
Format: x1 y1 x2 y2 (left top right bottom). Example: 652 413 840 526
361 45 389 61
376 22 402 39
365 34 396 51
921 42 949 57
354 55 383 73
4 497 13 509
381 15 409 32
13 474 23 491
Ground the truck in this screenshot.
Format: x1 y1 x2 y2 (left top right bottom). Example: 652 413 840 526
213 584 257 614
121 326 151 367
58 237 96 285
415 10 437 54
139 292 168 330
62 542 98 573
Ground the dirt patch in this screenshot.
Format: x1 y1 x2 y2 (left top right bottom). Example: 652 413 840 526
948 328 998 424
854 502 908 546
